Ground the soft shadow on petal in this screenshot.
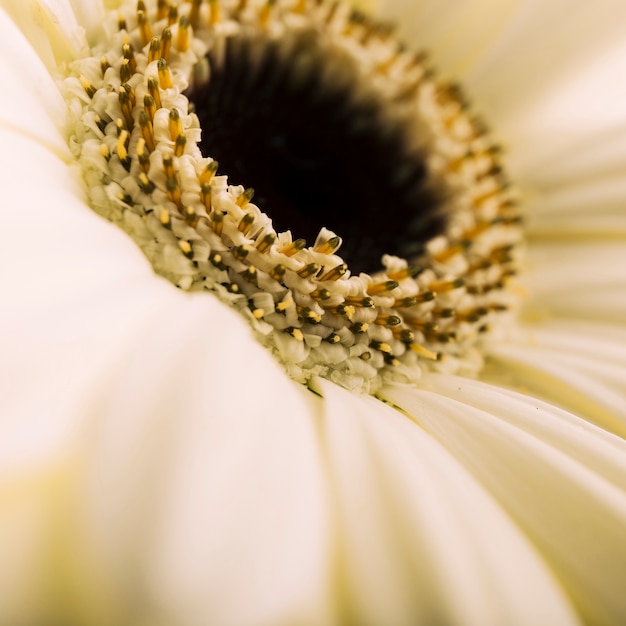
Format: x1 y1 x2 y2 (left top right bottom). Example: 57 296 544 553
484 320 626 437
522 239 626 323
0 0 88 70
0 26 332 626
382 376 626 626
313 377 579 626
0 5 71 157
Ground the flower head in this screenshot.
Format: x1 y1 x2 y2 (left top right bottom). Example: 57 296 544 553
1 0 626 625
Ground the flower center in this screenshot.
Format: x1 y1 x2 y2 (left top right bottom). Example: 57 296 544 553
62 0 522 394
188 31 444 275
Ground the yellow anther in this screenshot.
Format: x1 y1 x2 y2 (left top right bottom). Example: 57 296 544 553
183 205 197 225
80 75 96 98
167 108 181 140
138 110 156 152
327 304 355 320
325 332 341 344
201 183 212 211
121 82 136 107
350 322 368 334
167 4 178 25
241 266 258 284
251 308 265 320
279 239 306 257
286 327 304 342
119 58 132 83
178 240 193 259
100 56 110 75
270 264 286 281
199 160 219 184
375 314 401 326
429 278 465 293
387 266 423 281
371 340 392 354
138 172 155 194
160 27 172 62
236 187 255 208
366 280 398 296
311 288 331 301
157 0 169 20
320 263 347 281
232 245 251 262
117 14 127 31
147 76 162 109
157 58 173 89
344 296 375 308
136 138 150 171
256 233 276 253
238 212 255 235
118 88 134 130
259 0 275 28
143 94 156 122
137 10 152 46
209 0 221 25
210 210 224 236
392 327 415 343
297 306 322 324
148 37 161 64
122 43 137 73
159 208 171 228
99 144 110 160
410 343 440 360
177 15 190 52
136 0 146 12
209 251 227 270
314 236 341 254
117 130 131 170
189 0 202 28
162 155 175 179
166 177 182 208
174 134 187 157
297 263 320 279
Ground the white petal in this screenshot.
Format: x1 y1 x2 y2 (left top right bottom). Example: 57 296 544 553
382 376 626 626
0 0 88 69
0 5 71 157
484 320 626 436
0 77 331 626
315 377 578 626
523 239 626 322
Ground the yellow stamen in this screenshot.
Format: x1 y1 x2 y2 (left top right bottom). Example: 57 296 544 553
157 0 169 21
136 138 150 171
199 161 219 184
429 278 465 293
80 75 96 98
157 58 173 89
159 208 171 228
138 110 156 152
160 27 172 62
147 76 162 109
375 314 401 326
162 155 175 180
209 0 221 25
166 177 182 208
117 130 131 170
236 187 255 208
148 37 161 64
410 343 439 360
137 10 152 46
279 239 306 257
174 134 187 157
177 16 190 52
189 0 202 28
297 263 320 279
118 88 134 130
178 240 193 259
144 94 156 122
314 236 341 254
233 245 250 262
210 210 224 235
270 264 286 281
367 280 398 296
119 58 132 84
167 4 178 25
320 263 347 281
238 213 255 235
201 183 212 212
344 296 375 308
256 233 276 253
122 43 137 73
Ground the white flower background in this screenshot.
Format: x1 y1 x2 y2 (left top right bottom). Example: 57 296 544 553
1 0 626 625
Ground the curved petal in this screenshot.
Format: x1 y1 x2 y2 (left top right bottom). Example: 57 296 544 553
382 376 626 626
314 377 579 626
483 320 626 436
0 29 332 626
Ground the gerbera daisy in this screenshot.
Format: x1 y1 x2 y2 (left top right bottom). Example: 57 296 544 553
0 1 625 625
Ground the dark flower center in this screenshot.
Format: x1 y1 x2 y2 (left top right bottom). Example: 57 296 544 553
188 30 446 274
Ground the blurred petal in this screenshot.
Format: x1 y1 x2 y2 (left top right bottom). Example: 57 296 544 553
484 320 626 436
382 376 626 626
315 378 579 626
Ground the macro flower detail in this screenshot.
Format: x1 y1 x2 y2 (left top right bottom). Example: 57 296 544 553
62 0 520 392
2 0 626 625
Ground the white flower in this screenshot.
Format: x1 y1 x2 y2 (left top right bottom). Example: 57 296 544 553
1 1 625 626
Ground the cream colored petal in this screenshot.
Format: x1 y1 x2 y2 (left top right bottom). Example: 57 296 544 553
0 55 332 626
483 320 626 436
383 377 626 626
522 239 626 323
0 0 88 69
0 5 71 157
314 377 579 626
